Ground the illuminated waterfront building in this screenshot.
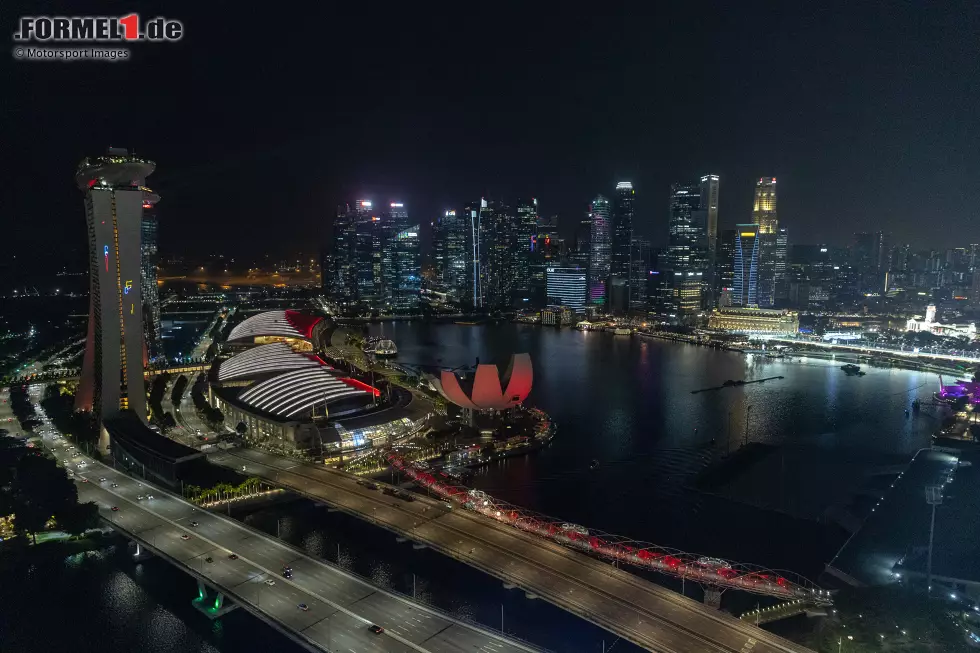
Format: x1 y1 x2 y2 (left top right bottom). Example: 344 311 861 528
75 148 155 424
707 307 799 334
546 266 587 311
588 195 611 306
610 182 635 313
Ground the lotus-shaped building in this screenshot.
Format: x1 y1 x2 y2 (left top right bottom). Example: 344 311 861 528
430 354 533 410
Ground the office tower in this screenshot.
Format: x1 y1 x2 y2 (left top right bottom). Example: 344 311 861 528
629 238 651 313
774 227 789 303
328 202 360 302
513 198 539 306
667 183 708 316
546 266 588 311
475 198 522 308
433 209 469 303
588 195 611 306
74 148 153 424
380 202 410 306
853 231 889 294
463 200 483 307
752 177 778 234
716 229 736 307
354 201 383 303
700 175 720 257
732 225 761 307
610 182 635 313
538 213 559 232
749 177 780 307
386 225 421 311
140 191 161 361
530 224 562 308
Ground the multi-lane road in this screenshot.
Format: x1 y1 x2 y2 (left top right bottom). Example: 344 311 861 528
33 433 545 653
211 449 816 653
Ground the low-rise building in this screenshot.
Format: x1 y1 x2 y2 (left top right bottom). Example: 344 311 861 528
707 307 799 335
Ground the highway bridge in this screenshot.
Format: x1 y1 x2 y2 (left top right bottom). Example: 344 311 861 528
44 438 546 653
211 448 817 653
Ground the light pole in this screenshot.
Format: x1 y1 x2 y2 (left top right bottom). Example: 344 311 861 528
925 484 943 597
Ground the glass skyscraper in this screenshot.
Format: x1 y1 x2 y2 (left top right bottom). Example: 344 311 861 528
140 193 161 361
546 266 587 311
588 195 611 306
667 183 709 317
610 182 634 312
733 224 761 307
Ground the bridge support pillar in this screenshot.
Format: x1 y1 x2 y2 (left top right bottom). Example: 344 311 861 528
132 541 154 561
703 588 724 610
192 580 239 619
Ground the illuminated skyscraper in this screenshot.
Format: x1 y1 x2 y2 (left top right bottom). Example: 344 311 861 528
75 148 154 425
700 175 720 257
512 198 539 306
752 177 778 234
733 225 761 307
140 191 161 360
751 177 781 307
667 183 708 316
433 209 470 302
385 224 421 311
610 182 634 312
588 195 611 306
327 201 361 302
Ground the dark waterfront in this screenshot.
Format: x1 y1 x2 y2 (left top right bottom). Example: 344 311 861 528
374 323 936 583
0 325 940 653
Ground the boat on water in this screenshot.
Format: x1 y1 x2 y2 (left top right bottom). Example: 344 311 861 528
373 339 398 357
841 364 866 376
612 328 632 336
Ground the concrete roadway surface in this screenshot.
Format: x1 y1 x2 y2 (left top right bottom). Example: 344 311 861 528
212 449 817 653
37 438 542 653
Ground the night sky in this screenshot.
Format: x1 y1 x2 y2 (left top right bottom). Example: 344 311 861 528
4 2 980 277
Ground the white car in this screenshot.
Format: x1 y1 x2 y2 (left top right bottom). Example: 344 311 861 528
265 579 276 586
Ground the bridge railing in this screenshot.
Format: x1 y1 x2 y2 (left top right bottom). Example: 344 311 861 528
387 451 831 604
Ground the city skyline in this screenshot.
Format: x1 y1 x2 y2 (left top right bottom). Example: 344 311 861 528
5 3 980 278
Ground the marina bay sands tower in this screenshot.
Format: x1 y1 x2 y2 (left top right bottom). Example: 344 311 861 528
74 148 158 426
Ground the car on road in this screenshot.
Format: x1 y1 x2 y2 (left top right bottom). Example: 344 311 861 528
111 506 119 512
81 478 88 483
264 579 276 586
297 603 309 612
282 565 293 578
189 521 199 527
110 483 119 488
99 477 107 482
180 534 190 541
63 459 70 465
368 625 384 635
205 556 213 563
228 554 238 560
146 494 154 500
137 495 144 500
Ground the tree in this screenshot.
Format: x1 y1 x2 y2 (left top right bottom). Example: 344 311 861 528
57 501 100 537
12 453 77 544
